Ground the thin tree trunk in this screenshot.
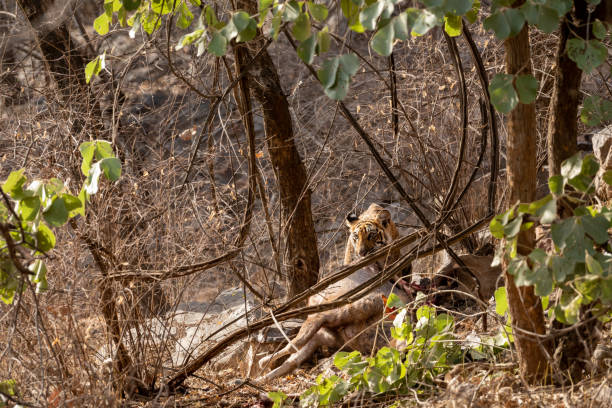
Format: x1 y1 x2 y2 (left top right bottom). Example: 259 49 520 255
17 0 88 101
547 0 605 381
235 1 320 300
504 22 550 384
546 0 590 175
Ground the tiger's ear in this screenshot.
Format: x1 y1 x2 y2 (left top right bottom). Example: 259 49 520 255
346 213 359 228
377 209 392 228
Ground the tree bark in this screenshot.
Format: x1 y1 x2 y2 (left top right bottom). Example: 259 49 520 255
17 0 88 101
235 1 320 300
546 0 591 175
547 0 605 381
504 23 550 384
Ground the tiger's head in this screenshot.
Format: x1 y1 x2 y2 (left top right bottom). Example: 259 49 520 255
344 204 399 263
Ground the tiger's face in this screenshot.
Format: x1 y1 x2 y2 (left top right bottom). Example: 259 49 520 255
347 220 388 258
344 204 399 265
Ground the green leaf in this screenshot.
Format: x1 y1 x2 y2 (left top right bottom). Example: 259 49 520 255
99 158 122 181
494 287 508 316
318 57 340 89
283 1 301 22
324 68 350 100
581 95 612 126
515 74 538 104
603 170 612 186
85 53 105 84
0 379 17 397
258 0 274 25
444 15 462 37
536 6 560 33
392 13 409 40
334 350 362 370
63 194 83 218
371 22 395 56
94 13 111 35
529 248 547 265
293 12 311 41
490 207 514 238
307 1 328 22
121 0 141 11
560 154 583 179
585 251 604 275
237 18 257 42
533 267 553 296
298 33 317 64
269 391 287 408
341 0 365 33
317 27 331 54
547 0 573 16
3 169 27 200
483 8 525 40
203 5 219 27
551 217 583 250
489 73 518 114
386 292 405 309
592 19 607 40
76 188 87 217
535 196 556 224
548 174 564 195
219 20 238 41
360 1 385 31
444 0 474 15
339 53 359 76
176 29 205 50
566 38 607 74
520 3 560 33
141 9 162 34
465 0 480 24
43 197 68 227
95 140 114 160
36 223 56 252
270 13 282 40
416 304 436 320
580 154 599 177
79 141 95 176
233 11 252 32
208 31 227 56
504 216 522 238
412 9 439 36
582 213 610 245
19 196 40 221
177 2 194 29
508 257 531 284
569 174 595 192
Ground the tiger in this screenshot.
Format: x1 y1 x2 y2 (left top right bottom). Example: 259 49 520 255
344 203 400 267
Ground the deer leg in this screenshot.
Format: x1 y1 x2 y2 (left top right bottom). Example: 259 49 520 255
259 295 384 371
259 327 340 381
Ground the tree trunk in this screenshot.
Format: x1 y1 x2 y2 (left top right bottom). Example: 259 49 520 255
16 0 88 101
547 0 604 381
504 23 550 384
235 1 320 300
546 0 592 175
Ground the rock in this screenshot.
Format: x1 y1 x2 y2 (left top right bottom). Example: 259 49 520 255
96 284 297 376
592 126 612 201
